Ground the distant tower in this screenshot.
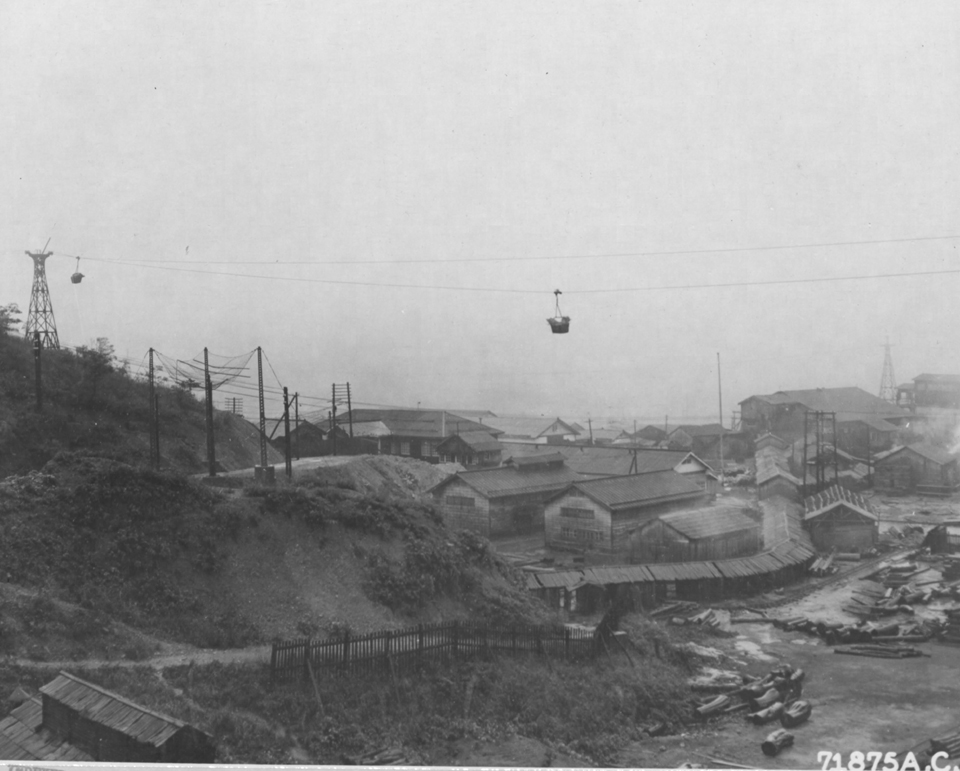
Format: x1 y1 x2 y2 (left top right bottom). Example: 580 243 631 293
879 338 897 403
24 247 60 350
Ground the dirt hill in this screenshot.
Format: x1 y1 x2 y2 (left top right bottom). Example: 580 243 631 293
0 452 546 661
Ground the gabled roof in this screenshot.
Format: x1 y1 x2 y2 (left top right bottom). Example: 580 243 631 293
39 672 191 748
670 424 728 438
436 431 502 453
877 442 958 467
562 470 706 511
740 387 906 420
803 484 877 521
505 451 566 468
482 416 579 440
262 417 325 440
836 415 899 432
430 464 581 499
320 409 500 439
567 448 711 477
659 506 760 540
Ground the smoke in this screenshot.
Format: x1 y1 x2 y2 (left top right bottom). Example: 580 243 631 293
950 422 960 455
905 409 960 453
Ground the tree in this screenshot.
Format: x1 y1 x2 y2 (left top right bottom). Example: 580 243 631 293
0 303 22 337
75 337 117 405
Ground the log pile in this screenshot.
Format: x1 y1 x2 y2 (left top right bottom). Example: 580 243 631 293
809 552 837 577
833 643 927 659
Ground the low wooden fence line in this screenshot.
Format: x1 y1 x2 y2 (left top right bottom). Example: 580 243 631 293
270 620 595 683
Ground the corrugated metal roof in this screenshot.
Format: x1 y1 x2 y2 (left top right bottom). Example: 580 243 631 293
660 506 760 540
434 464 582 499
572 470 706 510
40 672 187 748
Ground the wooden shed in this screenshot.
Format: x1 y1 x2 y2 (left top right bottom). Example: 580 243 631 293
803 485 878 554
873 442 960 496
628 505 762 564
37 672 215 763
436 430 502 467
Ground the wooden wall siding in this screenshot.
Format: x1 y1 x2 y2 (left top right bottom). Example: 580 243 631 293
271 621 596 684
808 519 876 553
628 521 760 564
434 479 492 535
42 698 159 763
759 476 800 501
544 493 612 551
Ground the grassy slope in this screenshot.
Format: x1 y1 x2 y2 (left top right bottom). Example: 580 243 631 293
0 332 281 478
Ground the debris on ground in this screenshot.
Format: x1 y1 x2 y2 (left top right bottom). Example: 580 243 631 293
341 747 412 765
833 643 928 659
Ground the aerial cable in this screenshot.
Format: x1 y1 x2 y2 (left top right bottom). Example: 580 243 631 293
55 232 960 266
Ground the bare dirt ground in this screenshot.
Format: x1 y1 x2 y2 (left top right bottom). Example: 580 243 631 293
619 582 960 770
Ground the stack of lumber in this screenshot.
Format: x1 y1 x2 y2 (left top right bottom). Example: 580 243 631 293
649 601 699 618
809 553 837 576
833 643 928 659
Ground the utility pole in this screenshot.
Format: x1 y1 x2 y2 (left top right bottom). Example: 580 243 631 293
717 352 724 484
331 384 338 457
257 347 267 468
148 348 159 470
33 331 42 411
204 348 216 477
283 387 292 478
294 392 300 460
346 382 353 438
153 394 161 469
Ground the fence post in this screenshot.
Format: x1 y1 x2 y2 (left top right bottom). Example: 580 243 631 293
342 631 351 669
418 624 424 663
302 639 311 685
565 627 570 659
452 620 460 658
270 642 277 683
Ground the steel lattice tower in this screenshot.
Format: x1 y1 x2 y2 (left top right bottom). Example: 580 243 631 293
24 250 60 350
879 338 897 402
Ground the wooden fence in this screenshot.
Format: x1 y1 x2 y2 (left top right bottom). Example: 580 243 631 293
270 620 596 683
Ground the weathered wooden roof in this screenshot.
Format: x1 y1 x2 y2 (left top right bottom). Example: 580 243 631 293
804 484 877 521
430 464 581 499
40 672 188 748
436 431 502 453
567 470 706 510
646 561 723 582
659 506 760 540
0 697 93 762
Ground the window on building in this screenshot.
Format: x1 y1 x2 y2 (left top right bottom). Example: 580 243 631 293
400 441 411 456
560 507 594 519
560 527 602 541
446 495 475 508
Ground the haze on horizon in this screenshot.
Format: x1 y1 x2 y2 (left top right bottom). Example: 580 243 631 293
2 1 958 423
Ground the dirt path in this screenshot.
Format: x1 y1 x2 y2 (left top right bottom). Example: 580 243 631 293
7 645 271 670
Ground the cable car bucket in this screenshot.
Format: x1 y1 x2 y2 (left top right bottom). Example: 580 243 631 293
70 256 85 284
547 289 570 334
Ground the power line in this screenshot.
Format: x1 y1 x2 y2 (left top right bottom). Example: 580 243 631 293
46 259 960 296
56 233 960 266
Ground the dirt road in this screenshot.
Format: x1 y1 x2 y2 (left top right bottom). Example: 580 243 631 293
8 645 271 671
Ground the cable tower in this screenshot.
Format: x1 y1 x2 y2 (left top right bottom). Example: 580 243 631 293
879 338 897 403
24 240 60 349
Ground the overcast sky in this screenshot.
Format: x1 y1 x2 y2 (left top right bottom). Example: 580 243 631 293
2 1 958 424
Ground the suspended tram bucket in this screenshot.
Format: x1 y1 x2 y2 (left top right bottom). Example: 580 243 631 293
70 256 84 284
547 289 570 334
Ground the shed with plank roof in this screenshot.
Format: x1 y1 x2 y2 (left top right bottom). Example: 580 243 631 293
803 484 878 553
628 505 762 564
37 671 215 763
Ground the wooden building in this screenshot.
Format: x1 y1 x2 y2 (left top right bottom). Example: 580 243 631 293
429 452 580 536
873 442 960 496
835 416 899 456
802 484 878 553
922 521 960 554
264 417 328 457
756 461 801 502
0 672 214 763
481 416 581 445
739 387 906 444
544 470 709 558
321 408 501 462
627 505 762 564
900 373 960 410
436 431 502 467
